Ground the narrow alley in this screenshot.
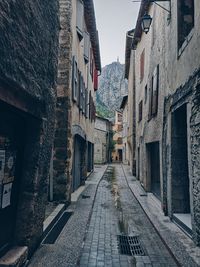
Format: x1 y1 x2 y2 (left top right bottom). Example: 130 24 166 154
28 165 185 267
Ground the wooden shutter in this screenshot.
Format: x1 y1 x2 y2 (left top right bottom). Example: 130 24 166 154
148 82 153 120
72 56 78 102
140 49 145 83
84 31 90 62
82 82 86 114
85 88 88 118
152 65 159 116
76 0 84 40
79 75 83 111
139 100 143 122
78 71 81 107
89 91 92 120
94 68 98 91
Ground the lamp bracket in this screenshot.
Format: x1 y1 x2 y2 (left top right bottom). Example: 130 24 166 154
150 1 171 14
132 0 171 13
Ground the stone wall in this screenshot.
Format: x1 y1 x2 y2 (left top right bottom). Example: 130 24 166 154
134 0 200 244
0 0 59 255
190 72 200 245
53 0 73 203
162 69 200 245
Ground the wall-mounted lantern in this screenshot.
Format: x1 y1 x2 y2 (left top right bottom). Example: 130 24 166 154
133 0 171 34
141 12 153 34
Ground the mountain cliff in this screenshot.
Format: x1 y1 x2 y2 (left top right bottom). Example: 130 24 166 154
96 61 128 119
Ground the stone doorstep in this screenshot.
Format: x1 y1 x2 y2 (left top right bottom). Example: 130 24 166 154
0 246 28 267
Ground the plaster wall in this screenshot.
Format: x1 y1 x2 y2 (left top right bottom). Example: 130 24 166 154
135 0 200 244
135 4 166 191
127 50 136 175
71 0 95 144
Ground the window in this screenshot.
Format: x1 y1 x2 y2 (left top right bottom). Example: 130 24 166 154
148 65 159 119
90 48 94 80
140 49 145 83
144 84 147 104
85 88 89 118
138 100 143 122
72 56 78 102
177 0 194 50
118 125 123 132
94 69 98 91
84 31 90 62
78 72 83 109
117 113 122 123
82 82 86 114
76 0 84 40
117 137 123 145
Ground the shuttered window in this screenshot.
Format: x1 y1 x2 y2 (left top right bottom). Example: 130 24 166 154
152 65 159 116
148 65 159 119
82 82 86 114
85 88 88 118
78 73 83 110
72 56 78 102
177 0 194 50
90 48 94 80
94 69 98 91
84 31 90 62
140 49 145 83
76 0 84 40
138 100 143 122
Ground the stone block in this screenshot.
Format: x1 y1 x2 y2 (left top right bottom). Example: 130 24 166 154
0 246 28 267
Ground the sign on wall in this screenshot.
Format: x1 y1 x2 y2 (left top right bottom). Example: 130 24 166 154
0 136 17 209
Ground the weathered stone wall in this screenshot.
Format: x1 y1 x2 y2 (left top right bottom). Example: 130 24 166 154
127 50 136 175
135 4 165 189
53 0 73 202
135 0 200 244
190 75 200 245
0 0 59 254
94 127 107 164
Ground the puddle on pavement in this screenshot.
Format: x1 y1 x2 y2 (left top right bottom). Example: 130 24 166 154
102 166 136 266
104 166 129 235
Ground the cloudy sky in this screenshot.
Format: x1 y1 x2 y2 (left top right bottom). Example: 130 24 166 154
93 0 140 67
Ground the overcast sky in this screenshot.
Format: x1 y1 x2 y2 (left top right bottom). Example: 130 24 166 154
93 0 140 67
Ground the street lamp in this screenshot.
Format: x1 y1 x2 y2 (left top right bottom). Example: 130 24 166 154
135 0 171 34
141 12 152 34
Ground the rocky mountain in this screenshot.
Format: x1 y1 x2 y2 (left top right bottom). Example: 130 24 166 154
96 61 128 119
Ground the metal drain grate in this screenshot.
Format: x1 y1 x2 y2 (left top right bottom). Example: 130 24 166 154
117 235 145 256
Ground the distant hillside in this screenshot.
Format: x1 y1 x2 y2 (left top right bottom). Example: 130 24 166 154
96 61 128 119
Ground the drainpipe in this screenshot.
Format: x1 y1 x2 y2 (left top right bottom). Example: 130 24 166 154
49 149 53 201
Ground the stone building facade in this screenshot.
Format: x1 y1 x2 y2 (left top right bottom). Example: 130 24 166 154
133 0 200 246
0 0 59 261
53 0 101 199
125 29 136 175
120 96 129 165
94 116 112 164
112 111 123 162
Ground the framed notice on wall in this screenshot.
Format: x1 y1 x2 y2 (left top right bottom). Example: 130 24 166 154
0 150 5 208
0 136 17 209
1 183 12 209
3 151 16 184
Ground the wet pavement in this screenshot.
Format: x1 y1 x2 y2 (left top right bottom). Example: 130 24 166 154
28 164 195 267
79 165 178 267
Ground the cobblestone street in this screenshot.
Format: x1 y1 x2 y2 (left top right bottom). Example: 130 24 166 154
79 165 178 267
29 164 199 267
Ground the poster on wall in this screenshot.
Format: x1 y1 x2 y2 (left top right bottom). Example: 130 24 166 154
0 150 5 183
0 150 5 208
1 183 12 209
3 151 16 184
